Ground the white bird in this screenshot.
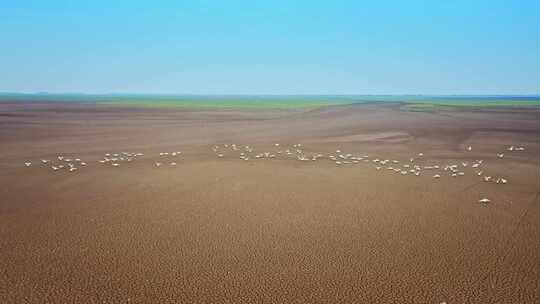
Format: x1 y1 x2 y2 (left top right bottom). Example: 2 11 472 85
112 163 120 167
433 174 441 178
496 178 507 184
497 153 504 158
170 162 177 166
24 162 31 167
467 146 472 151
479 198 491 204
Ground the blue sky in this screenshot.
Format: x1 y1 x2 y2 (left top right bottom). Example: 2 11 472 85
1 0 539 94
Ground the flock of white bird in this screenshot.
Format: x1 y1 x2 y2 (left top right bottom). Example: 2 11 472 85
24 143 526 205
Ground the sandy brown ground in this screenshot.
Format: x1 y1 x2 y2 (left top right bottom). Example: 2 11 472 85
1 101 540 303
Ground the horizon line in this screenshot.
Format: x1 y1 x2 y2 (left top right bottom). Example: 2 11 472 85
1 92 540 97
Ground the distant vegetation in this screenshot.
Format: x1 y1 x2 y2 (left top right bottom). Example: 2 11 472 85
1 93 539 109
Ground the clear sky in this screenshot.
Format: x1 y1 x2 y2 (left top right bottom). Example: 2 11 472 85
1 0 539 95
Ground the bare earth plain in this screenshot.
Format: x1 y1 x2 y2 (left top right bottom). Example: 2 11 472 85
1 101 539 303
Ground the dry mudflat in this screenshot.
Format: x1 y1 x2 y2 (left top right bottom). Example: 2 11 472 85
1 101 540 303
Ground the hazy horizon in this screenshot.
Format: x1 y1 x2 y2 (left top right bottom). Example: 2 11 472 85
2 92 540 97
